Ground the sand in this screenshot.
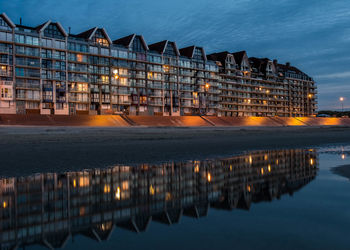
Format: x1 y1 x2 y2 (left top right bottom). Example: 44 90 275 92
1 126 350 177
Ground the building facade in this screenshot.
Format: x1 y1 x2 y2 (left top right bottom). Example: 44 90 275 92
0 13 317 117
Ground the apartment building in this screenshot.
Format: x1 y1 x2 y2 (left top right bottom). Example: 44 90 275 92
0 149 317 249
0 13 317 117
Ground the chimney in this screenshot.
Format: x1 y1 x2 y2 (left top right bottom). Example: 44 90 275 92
20 17 22 25
286 62 290 67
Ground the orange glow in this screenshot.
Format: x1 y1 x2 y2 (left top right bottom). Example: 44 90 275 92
261 168 264 175
104 184 111 193
73 179 77 188
264 154 268 161
308 94 313 98
205 83 210 89
79 176 89 187
79 207 85 216
149 185 155 195
310 159 314 165
166 192 172 201
115 187 121 200
230 165 233 171
207 173 212 182
3 201 7 208
76 54 83 62
341 154 346 160
268 164 271 172
276 159 279 165
194 165 199 173
249 156 253 164
247 185 251 192
122 181 129 190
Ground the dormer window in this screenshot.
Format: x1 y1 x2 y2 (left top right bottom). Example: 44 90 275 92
193 48 203 60
44 24 64 40
0 17 11 31
93 29 109 47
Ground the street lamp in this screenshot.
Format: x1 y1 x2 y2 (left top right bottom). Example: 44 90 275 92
340 97 344 112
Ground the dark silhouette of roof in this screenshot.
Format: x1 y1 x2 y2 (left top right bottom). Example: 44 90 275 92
249 57 270 74
76 27 97 39
148 40 168 53
179 46 196 58
113 34 135 47
207 51 230 64
232 51 247 66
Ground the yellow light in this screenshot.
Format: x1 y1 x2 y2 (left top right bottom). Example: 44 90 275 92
268 164 271 172
308 94 313 98
3 201 7 208
149 185 155 195
247 185 251 192
115 187 121 200
205 83 210 89
310 159 314 165
276 159 279 165
207 173 212 182
261 168 264 175
165 192 172 201
264 154 268 161
229 165 232 171
266 90 270 94
113 69 118 74
247 99 251 104
73 179 77 188
104 184 110 193
114 75 119 80
341 154 346 160
0 66 6 70
340 97 344 102
249 156 253 164
194 165 199 173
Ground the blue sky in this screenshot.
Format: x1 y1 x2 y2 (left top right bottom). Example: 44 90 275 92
1 0 350 110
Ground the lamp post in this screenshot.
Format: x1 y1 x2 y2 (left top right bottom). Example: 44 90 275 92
340 97 344 113
205 83 210 115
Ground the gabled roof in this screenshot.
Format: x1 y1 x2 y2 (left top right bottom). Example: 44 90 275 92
207 51 235 65
113 34 149 50
148 40 180 56
77 27 98 40
0 13 16 28
249 57 270 74
148 40 167 53
179 45 195 58
232 51 247 66
36 20 68 37
179 46 206 60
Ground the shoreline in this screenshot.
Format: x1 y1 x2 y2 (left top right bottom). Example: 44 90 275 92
1 126 349 177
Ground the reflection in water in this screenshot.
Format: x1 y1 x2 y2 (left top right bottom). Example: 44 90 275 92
0 149 318 249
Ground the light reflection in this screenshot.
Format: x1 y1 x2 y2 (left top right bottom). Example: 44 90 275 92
0 149 318 249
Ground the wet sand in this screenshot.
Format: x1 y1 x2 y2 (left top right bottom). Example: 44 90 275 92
1 126 350 177
332 165 350 180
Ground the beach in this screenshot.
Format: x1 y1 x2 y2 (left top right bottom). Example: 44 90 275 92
0 126 349 177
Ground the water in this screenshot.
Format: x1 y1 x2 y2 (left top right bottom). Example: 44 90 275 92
0 147 349 250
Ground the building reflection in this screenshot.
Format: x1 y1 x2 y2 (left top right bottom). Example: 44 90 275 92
0 149 318 249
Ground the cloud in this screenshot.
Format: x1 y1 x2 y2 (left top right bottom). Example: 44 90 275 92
316 71 350 80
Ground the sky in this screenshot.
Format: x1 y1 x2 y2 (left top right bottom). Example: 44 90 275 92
1 0 350 110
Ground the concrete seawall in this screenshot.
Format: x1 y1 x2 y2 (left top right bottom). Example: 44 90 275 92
1 114 350 127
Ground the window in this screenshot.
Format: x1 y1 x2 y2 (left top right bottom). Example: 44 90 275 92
41 38 53 48
0 17 11 31
0 31 12 42
44 24 65 39
92 29 109 47
15 34 25 44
